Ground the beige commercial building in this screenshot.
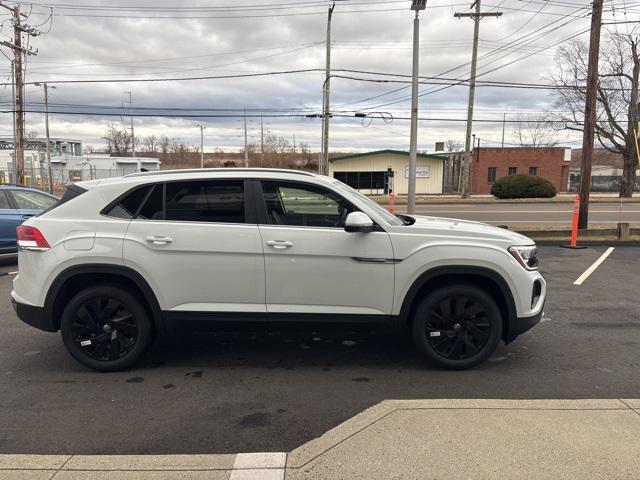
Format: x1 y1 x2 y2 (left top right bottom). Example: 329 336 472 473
328 149 447 195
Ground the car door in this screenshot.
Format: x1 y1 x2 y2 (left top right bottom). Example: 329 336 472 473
123 179 266 314
0 190 23 253
256 179 395 318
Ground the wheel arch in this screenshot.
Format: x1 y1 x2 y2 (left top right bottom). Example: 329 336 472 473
395 266 517 343
44 264 165 334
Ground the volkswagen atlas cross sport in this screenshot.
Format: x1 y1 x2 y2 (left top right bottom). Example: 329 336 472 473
12 168 545 371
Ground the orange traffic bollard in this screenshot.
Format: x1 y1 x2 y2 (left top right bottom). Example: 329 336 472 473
388 191 395 214
562 194 587 249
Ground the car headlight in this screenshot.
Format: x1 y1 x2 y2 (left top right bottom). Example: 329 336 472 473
508 245 539 271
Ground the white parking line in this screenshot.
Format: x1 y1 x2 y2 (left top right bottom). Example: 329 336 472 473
573 247 615 286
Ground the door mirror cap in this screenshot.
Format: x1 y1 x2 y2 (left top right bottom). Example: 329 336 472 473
344 211 374 233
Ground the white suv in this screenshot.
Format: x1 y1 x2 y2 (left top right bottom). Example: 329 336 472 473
12 169 545 371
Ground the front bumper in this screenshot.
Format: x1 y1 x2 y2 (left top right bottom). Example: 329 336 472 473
11 298 56 332
505 302 544 343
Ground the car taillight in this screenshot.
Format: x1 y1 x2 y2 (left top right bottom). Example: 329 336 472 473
16 226 50 251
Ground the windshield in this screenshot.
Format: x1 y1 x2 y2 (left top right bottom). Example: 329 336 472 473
331 179 404 226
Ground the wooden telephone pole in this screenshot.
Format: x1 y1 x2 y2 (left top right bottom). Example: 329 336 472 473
455 0 502 198
578 0 604 229
0 2 39 186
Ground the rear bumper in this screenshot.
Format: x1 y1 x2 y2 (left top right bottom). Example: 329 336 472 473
11 298 56 332
505 304 544 343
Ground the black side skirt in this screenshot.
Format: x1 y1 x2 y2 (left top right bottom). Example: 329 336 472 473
162 311 394 333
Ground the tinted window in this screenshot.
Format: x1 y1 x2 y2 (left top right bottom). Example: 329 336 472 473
106 186 151 219
0 191 12 209
10 190 57 210
262 181 354 228
164 180 244 223
137 184 164 220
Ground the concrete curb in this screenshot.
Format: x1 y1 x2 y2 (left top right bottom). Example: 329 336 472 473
2 399 639 478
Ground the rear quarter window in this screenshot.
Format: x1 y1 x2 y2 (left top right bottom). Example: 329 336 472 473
104 185 152 219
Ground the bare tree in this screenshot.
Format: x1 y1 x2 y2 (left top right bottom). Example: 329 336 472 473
26 131 40 140
550 32 639 197
142 135 158 154
103 124 132 155
512 114 558 147
445 139 463 152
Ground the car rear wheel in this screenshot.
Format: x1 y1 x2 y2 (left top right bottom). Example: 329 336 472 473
60 285 153 372
412 285 502 370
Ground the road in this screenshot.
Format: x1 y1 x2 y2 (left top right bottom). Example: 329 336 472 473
0 247 639 455
381 202 640 227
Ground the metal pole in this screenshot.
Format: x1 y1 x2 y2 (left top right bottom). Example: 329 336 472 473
321 1 335 175
407 10 420 215
260 114 264 167
578 0 603 229
243 109 248 167
129 92 135 159
501 112 506 148
200 124 204 168
43 83 53 193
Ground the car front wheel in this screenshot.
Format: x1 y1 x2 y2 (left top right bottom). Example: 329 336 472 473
412 285 502 370
60 285 153 372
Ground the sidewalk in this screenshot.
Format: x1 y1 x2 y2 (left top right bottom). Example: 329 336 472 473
2 399 639 479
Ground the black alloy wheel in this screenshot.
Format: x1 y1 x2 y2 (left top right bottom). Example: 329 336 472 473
71 297 138 361
426 296 491 360
61 285 153 371
412 285 502 370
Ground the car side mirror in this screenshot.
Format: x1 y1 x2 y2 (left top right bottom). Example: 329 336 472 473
344 211 374 233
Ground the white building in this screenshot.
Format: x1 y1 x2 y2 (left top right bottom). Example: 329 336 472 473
328 149 447 195
0 137 160 186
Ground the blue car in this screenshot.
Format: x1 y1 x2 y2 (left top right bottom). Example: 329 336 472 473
0 185 58 255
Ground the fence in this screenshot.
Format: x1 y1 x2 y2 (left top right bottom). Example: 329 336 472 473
568 173 640 192
0 165 145 192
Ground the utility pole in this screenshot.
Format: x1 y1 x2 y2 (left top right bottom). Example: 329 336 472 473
196 124 205 168
243 109 248 167
123 91 135 158
1 4 38 186
10 60 16 183
501 113 506 148
578 0 603 229
320 1 335 175
407 0 426 215
455 0 502 198
260 114 264 167
35 83 55 193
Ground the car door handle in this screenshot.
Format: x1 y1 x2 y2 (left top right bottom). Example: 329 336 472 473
21 214 34 220
266 240 293 249
145 236 173 245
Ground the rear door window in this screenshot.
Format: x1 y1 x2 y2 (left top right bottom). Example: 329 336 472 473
164 181 245 223
9 189 57 210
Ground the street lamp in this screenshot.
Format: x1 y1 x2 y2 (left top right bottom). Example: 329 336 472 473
33 82 56 193
407 0 426 215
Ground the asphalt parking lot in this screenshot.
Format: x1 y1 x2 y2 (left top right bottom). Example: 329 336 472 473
1 246 639 455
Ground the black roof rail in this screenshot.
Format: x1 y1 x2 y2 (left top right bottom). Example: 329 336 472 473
125 168 316 178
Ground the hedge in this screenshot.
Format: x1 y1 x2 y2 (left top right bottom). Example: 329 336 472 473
490 174 557 199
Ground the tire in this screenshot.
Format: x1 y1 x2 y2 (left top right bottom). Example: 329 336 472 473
412 284 502 370
60 284 153 372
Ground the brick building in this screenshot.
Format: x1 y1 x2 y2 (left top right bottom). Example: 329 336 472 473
470 147 571 194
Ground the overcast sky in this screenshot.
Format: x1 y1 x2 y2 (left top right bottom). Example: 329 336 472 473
0 0 637 153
